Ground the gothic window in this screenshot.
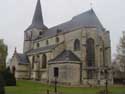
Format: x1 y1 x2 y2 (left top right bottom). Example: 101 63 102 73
86 38 95 67
37 43 40 48
42 54 47 68
74 39 80 51
37 55 39 58
32 56 35 69
39 31 42 35
46 40 49 45
101 71 104 75
56 37 59 43
37 55 40 62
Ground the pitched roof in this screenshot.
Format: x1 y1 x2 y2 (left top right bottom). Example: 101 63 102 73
15 53 29 64
25 0 47 32
32 0 43 25
38 9 105 40
48 50 81 64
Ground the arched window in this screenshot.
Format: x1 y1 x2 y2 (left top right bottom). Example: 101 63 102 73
32 56 35 69
74 39 80 51
37 55 40 62
86 38 95 67
56 37 59 43
42 54 47 68
86 38 95 79
37 43 40 48
39 31 42 35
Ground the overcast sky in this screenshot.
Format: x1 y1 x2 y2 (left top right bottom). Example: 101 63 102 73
0 0 125 60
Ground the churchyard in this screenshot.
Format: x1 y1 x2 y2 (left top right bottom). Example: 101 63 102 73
5 80 125 94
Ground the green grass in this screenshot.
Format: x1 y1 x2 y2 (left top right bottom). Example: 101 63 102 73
5 80 125 94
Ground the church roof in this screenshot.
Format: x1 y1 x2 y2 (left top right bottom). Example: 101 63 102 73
15 53 29 65
38 9 105 40
32 0 43 25
24 0 105 40
25 0 47 32
48 50 81 64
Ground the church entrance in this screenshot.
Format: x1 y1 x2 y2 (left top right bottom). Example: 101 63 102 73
12 66 16 75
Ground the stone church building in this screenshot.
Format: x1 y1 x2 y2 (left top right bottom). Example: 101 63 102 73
10 0 113 86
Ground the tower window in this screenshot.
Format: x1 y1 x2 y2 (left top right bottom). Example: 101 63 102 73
74 39 80 51
57 29 62 34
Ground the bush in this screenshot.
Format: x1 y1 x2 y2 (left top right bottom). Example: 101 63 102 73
2 67 16 86
0 73 5 94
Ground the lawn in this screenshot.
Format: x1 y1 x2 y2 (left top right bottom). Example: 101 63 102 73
5 80 125 94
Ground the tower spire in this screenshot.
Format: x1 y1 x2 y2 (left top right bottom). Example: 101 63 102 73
32 0 43 25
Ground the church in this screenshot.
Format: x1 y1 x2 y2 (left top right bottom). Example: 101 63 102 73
10 0 113 86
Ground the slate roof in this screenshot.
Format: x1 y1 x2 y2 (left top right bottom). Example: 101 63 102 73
24 0 105 40
37 9 105 40
27 44 57 55
25 0 47 32
48 50 81 64
16 53 29 65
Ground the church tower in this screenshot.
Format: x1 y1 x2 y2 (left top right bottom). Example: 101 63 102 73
23 0 47 53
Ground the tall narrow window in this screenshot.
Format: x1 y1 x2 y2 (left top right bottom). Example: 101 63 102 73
56 37 59 43
37 55 40 62
46 40 49 45
39 31 42 35
37 43 40 48
86 38 95 79
74 39 80 51
32 56 35 69
42 54 47 68
86 38 95 67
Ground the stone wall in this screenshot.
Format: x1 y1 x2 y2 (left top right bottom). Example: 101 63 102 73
48 63 80 85
23 26 112 85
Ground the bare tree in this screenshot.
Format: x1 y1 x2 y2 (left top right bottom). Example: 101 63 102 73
115 31 125 72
